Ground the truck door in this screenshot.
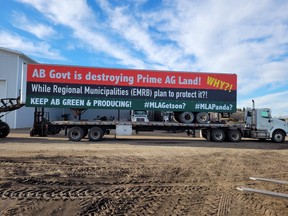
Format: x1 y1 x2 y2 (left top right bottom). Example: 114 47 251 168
245 109 252 128
256 109 273 131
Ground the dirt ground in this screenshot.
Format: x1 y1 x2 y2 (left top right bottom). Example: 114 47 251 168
0 129 288 216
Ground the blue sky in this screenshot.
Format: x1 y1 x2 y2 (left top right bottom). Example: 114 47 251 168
0 0 288 116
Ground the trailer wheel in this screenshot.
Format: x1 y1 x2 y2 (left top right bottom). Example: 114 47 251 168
227 129 241 142
196 112 209 124
272 130 285 143
177 112 194 123
88 127 104 141
68 127 84 141
0 121 10 138
211 129 225 142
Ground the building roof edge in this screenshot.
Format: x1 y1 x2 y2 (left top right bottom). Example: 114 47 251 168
0 47 37 63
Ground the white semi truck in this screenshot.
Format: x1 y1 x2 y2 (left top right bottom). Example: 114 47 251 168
33 101 286 143
17 63 287 143
201 101 288 143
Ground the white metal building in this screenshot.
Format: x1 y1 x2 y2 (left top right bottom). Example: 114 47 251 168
0 47 38 128
0 47 65 129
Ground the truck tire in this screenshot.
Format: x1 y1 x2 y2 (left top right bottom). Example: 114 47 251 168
0 121 10 138
211 129 225 142
227 129 241 142
68 127 84 141
196 112 209 124
88 127 104 141
272 130 285 143
177 112 194 123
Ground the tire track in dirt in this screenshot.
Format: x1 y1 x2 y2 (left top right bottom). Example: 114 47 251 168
0 184 210 201
194 150 286 216
186 149 234 216
1 151 287 215
231 191 277 216
217 193 232 216
0 156 210 215
0 176 211 215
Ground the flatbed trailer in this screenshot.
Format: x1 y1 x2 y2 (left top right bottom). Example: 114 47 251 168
29 102 288 143
22 63 287 143
43 120 245 142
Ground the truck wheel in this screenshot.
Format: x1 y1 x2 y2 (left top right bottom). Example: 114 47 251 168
68 127 84 141
196 112 209 124
272 130 285 143
211 129 225 142
88 127 104 141
0 121 10 138
177 112 194 123
227 129 241 142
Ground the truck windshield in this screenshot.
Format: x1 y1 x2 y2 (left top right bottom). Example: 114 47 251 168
134 111 147 115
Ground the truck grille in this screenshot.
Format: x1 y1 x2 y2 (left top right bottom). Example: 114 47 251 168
136 118 146 122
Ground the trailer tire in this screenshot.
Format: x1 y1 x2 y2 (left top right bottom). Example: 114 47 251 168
177 112 194 123
68 127 84 141
211 129 225 142
272 130 285 143
88 127 104 141
227 129 241 142
196 112 209 124
0 121 10 138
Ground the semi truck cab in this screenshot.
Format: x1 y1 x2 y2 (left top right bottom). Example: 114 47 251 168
131 110 149 122
245 106 288 142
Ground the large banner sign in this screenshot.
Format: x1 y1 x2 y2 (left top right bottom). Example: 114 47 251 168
25 64 237 112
